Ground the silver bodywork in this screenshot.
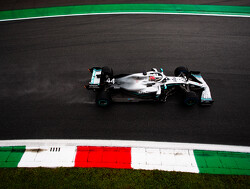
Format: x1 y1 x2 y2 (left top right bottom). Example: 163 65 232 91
110 68 212 102
87 67 213 105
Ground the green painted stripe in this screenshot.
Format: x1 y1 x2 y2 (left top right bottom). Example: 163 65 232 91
194 150 250 175
0 146 25 168
0 4 250 21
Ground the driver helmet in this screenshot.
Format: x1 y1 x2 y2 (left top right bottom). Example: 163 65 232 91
149 76 156 81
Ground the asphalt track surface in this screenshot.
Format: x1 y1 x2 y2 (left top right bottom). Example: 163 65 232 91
0 13 250 146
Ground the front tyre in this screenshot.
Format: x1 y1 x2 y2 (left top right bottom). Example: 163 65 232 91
96 90 112 107
184 91 198 106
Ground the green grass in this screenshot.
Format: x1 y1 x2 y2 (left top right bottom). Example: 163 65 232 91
0 168 249 188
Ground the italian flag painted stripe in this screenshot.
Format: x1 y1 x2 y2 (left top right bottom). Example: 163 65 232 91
75 146 131 169
1 145 250 175
132 148 199 173
0 146 25 168
194 150 250 175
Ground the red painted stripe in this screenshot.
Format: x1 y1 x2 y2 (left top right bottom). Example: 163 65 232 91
75 146 131 169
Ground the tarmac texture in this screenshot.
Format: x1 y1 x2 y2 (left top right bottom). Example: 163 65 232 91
0 13 249 145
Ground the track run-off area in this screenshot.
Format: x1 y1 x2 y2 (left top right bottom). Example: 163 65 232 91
0 3 250 174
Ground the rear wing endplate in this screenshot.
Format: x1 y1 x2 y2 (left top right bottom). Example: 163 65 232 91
85 67 102 89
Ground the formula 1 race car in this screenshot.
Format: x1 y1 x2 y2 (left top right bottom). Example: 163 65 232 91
85 66 213 107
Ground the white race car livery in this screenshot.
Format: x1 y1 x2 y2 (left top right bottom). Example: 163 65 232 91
85 66 213 107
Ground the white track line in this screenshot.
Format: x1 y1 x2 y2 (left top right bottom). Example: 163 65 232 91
0 12 250 22
0 139 250 153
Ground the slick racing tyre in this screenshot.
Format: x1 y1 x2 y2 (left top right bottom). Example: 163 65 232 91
102 66 113 79
174 66 189 77
184 91 198 106
96 90 112 107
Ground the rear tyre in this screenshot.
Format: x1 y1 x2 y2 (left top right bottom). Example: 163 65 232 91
174 66 189 76
96 90 112 107
102 66 113 79
184 91 198 106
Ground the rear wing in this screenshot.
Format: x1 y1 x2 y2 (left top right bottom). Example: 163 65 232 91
85 67 102 90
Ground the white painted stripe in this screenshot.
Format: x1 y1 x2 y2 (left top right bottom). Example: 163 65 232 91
18 146 76 168
131 148 199 173
1 139 250 153
0 12 249 22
